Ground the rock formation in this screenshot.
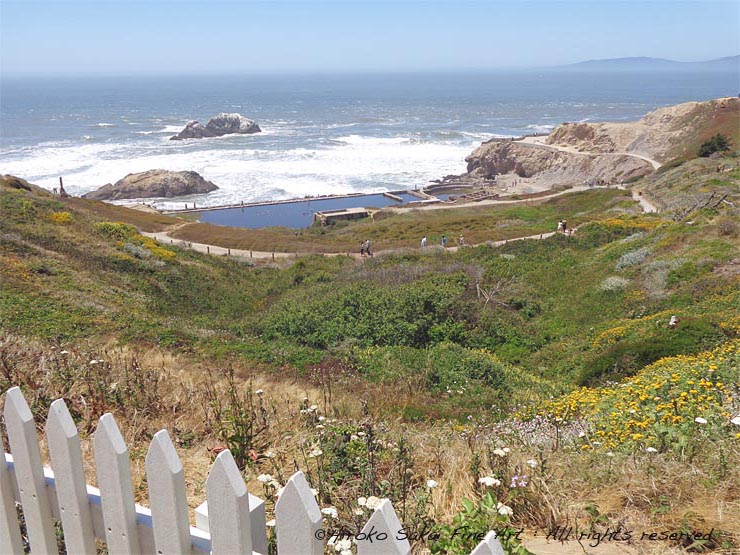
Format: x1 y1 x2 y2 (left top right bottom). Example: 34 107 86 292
170 113 261 140
83 170 219 201
465 141 651 188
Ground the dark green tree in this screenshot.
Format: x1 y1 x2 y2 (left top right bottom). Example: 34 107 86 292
698 133 731 157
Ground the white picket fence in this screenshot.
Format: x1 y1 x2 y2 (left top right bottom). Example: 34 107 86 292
1 386 505 554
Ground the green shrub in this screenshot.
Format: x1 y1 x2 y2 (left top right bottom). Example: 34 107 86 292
579 318 728 385
698 134 731 157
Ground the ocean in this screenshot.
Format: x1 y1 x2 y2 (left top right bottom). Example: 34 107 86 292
1 70 737 209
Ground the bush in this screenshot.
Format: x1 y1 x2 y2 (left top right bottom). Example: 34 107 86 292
579 318 728 385
698 134 731 157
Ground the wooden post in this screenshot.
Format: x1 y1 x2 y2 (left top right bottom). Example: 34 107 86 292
4 387 58 554
146 430 191 555
93 413 142 554
272 253 275 261
207 246 210 254
46 399 97 554
206 450 253 555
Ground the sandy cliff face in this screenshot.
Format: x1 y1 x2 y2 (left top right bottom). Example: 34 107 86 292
465 141 650 188
546 97 740 162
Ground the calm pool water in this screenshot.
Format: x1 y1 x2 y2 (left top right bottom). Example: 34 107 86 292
195 192 415 229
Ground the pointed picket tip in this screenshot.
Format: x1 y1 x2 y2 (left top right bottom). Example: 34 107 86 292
206 450 252 555
206 449 248 498
275 471 323 555
471 531 505 555
146 430 183 474
47 398 79 439
357 498 410 555
3 387 33 424
94 413 128 455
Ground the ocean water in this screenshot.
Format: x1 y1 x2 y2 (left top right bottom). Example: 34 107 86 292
1 70 737 209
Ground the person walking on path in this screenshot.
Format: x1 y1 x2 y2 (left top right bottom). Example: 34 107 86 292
459 235 465 247
562 220 567 234
360 241 365 257
365 239 372 257
421 236 427 249
441 235 447 248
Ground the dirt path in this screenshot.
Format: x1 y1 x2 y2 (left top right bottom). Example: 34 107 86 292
519 136 662 170
141 183 653 260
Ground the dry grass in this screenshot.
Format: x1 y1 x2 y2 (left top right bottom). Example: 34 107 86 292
3 334 738 554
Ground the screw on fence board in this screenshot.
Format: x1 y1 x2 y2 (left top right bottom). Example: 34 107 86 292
357 498 411 555
275 471 323 555
206 450 253 555
145 430 191 555
93 413 142 554
3 387 59 554
0 453 23 553
46 399 97 554
471 531 505 555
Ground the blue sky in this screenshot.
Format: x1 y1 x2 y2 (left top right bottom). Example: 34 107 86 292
1 0 738 75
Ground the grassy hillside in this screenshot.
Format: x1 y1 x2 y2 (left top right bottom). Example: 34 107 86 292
1 156 739 552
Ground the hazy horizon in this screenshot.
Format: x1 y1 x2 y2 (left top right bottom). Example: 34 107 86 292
2 0 738 77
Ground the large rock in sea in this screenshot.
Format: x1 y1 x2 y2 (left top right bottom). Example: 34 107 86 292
83 170 219 200
170 112 261 140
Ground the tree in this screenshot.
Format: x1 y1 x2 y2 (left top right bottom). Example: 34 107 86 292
698 134 732 157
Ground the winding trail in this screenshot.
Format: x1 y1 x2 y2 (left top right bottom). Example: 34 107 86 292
519 136 662 170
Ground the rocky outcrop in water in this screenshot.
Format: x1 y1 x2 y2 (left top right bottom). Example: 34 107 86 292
83 170 219 200
170 113 261 140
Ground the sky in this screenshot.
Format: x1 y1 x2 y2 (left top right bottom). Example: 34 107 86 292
1 0 738 76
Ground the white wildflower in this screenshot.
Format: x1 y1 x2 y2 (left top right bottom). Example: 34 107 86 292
496 502 513 516
526 459 538 468
357 496 367 507
255 389 264 395
365 496 381 510
321 507 338 519
426 479 439 489
266 519 276 527
478 476 501 487
492 448 506 457
60 350 69 355
605 451 615 457
695 417 708 425
353 507 365 515
335 538 352 552
257 474 273 483
645 447 658 453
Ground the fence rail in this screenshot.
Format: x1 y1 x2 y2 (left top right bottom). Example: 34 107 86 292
1 386 505 554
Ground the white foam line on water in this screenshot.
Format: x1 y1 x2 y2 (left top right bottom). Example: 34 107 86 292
2 134 481 204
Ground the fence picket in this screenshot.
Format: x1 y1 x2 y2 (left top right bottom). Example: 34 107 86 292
471 530 505 555
275 471 323 555
145 429 191 555
357 498 410 555
206 449 253 555
3 387 58 554
93 412 142 554
46 398 97 554
0 452 23 554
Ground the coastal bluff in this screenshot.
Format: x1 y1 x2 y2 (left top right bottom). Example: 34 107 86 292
170 112 261 140
83 169 219 200
460 97 739 188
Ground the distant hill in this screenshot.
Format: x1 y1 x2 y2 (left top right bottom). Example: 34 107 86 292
563 55 739 71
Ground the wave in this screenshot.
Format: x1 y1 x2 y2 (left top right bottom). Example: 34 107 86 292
525 124 555 134
335 135 410 146
94 123 115 127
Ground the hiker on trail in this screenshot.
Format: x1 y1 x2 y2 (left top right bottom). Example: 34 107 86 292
562 220 567 233
360 242 365 257
365 239 372 256
421 236 427 249
441 235 447 248
557 220 564 233
459 235 465 246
